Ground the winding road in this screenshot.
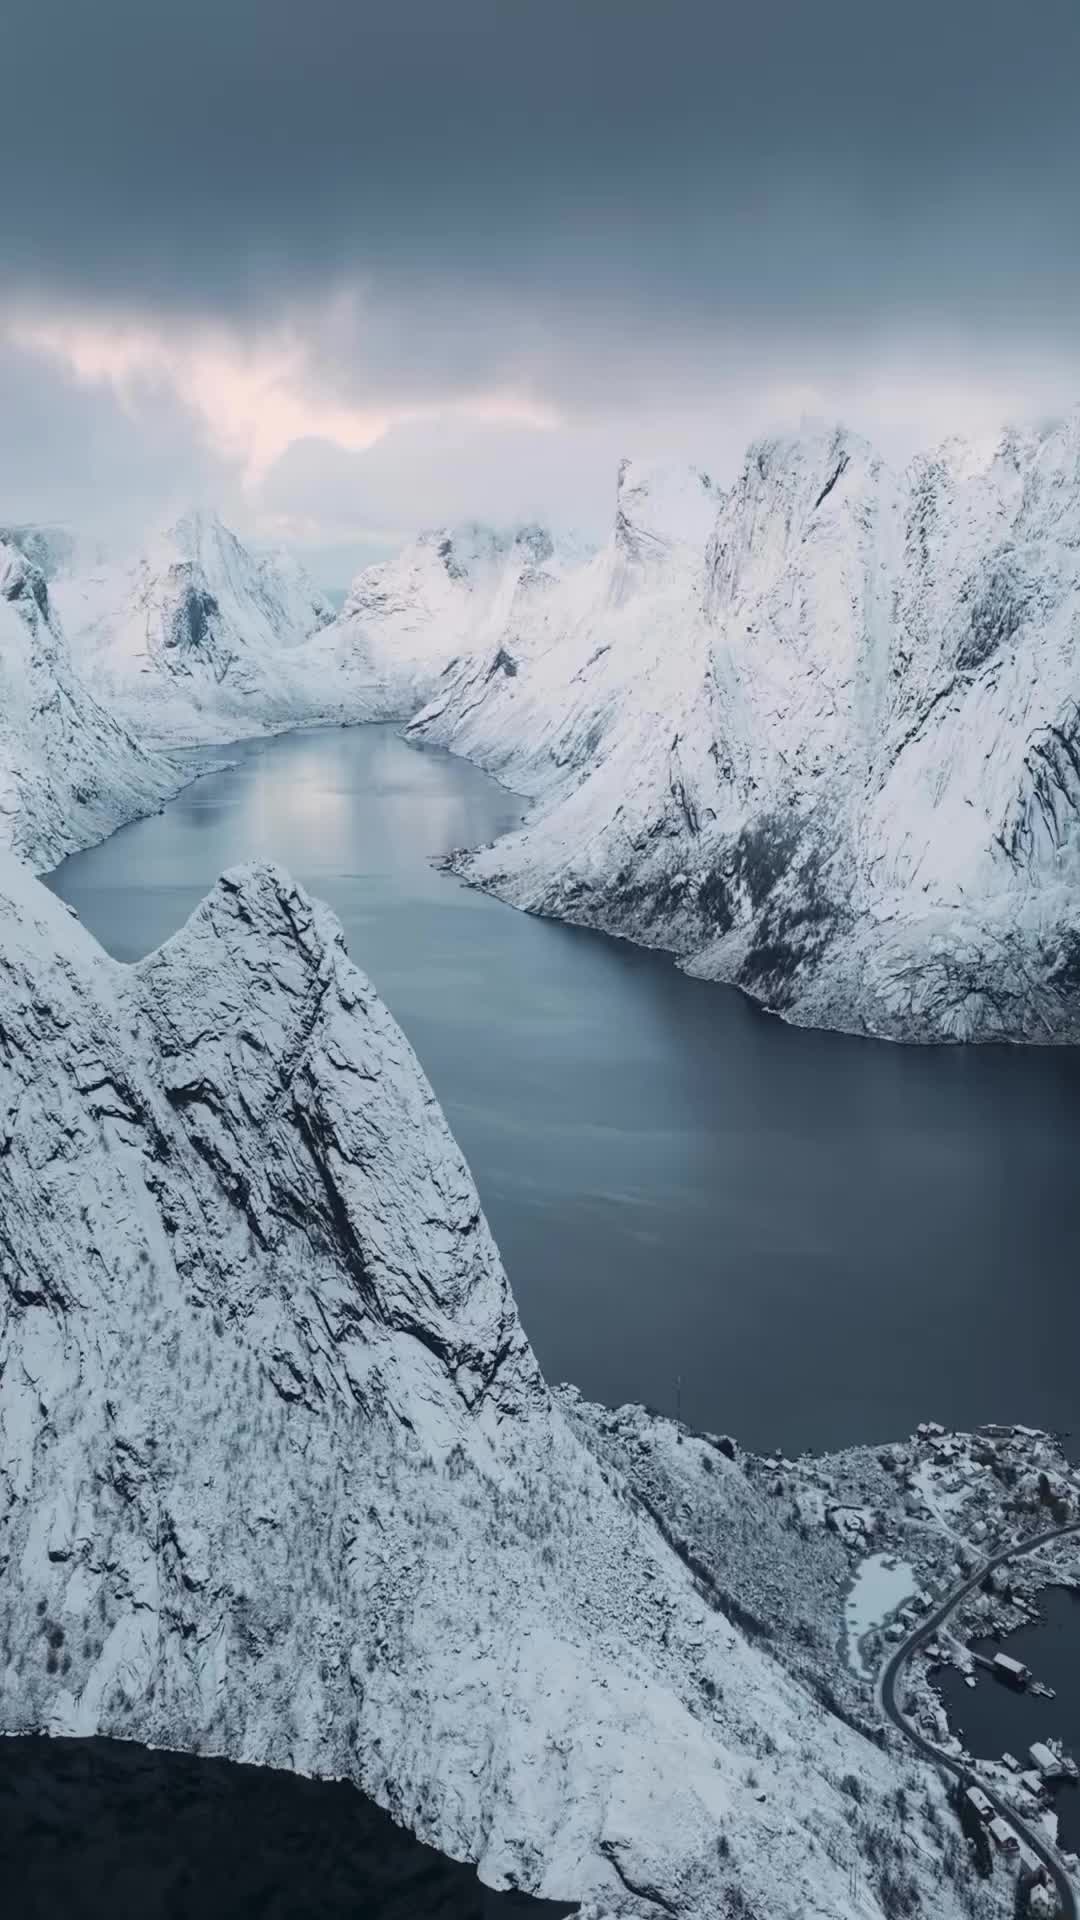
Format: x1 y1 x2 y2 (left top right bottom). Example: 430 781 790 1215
877 1521 1080 1919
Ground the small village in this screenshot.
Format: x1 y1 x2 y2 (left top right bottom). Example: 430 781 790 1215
743 1418 1080 1911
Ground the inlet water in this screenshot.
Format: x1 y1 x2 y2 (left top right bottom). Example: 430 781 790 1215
45 723 1080 1457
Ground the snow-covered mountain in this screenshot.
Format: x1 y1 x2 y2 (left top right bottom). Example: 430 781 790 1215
0 521 81 581
54 510 337 747
0 851 981 1920
0 538 182 869
410 423 1080 1042
304 521 592 719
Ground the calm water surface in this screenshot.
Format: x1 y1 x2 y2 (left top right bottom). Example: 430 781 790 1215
0 1736 573 1919
936 1588 1080 1853
46 724 1080 1456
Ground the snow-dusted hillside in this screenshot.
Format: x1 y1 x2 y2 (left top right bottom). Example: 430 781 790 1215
410 423 1080 1042
305 521 592 720
0 539 182 869
0 853 995 1920
54 510 337 747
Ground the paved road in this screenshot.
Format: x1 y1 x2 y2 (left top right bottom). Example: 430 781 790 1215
878 1520 1080 1919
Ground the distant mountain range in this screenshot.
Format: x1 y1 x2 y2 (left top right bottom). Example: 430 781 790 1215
4 411 1080 1039
2 424 1078 1919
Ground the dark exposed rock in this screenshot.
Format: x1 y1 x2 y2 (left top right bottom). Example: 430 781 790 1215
164 572 222 655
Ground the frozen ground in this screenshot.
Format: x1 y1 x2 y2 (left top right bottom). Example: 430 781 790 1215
845 1557 918 1677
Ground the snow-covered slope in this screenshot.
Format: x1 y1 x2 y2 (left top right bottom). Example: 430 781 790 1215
0 853 990 1920
411 423 1080 1042
0 539 181 869
55 510 336 747
304 522 591 720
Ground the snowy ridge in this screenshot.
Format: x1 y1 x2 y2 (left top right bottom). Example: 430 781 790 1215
0 539 182 869
410 421 1080 1041
304 520 593 721
0 854 984 1920
54 509 337 747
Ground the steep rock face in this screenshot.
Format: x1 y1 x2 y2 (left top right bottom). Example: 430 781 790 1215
305 521 591 720
55 510 335 747
0 855 982 1920
0 540 181 870
411 422 1080 1041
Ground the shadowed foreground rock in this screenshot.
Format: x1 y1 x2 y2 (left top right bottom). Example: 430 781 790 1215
0 1735 577 1920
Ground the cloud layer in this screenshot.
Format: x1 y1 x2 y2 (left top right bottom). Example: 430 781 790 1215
3 0 1080 580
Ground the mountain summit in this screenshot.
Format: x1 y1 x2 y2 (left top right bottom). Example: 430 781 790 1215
53 512 334 747
304 519 592 719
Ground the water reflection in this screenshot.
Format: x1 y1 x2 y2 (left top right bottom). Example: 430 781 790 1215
45 725 1080 1456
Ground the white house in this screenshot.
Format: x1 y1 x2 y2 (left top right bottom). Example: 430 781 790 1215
965 1786 993 1822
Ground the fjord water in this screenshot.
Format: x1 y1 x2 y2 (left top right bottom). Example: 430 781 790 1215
0 1735 573 1918
47 724 1080 1457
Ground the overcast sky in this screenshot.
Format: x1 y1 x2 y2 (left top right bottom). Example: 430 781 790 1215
2 0 1079 584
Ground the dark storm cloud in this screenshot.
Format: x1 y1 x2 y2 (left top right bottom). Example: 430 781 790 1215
4 0 1080 567
3 0 1080 348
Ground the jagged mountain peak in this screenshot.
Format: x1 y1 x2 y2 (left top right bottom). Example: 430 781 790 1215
136 858 541 1422
703 423 894 621
728 421 884 526
163 503 239 557
53 510 336 746
315 514 590 718
368 517 563 596
129 509 331 635
614 456 719 558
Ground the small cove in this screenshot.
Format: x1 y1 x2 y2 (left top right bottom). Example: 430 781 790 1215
936 1586 1080 1854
